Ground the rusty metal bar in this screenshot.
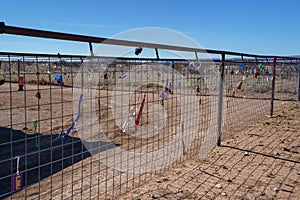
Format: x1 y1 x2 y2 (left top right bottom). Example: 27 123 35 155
1 22 299 60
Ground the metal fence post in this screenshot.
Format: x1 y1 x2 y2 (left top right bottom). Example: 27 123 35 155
270 57 276 116
217 53 225 146
89 42 94 56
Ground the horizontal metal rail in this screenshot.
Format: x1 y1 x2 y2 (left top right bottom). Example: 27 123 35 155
0 51 298 65
1 22 300 60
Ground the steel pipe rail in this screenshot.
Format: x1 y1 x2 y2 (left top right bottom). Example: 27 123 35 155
1 22 300 60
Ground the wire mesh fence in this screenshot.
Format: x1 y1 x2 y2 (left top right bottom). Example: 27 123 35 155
221 58 300 140
0 25 299 199
274 62 299 101
0 53 219 199
221 59 273 141
1 52 299 199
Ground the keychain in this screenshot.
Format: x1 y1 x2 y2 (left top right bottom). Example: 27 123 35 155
232 88 236 97
12 156 23 191
135 94 147 132
33 120 38 148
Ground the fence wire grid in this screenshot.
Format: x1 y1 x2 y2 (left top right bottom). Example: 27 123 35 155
0 52 299 199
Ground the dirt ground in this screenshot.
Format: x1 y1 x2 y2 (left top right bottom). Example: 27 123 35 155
1 83 299 199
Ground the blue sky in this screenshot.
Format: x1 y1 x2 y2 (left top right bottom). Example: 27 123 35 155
0 0 299 56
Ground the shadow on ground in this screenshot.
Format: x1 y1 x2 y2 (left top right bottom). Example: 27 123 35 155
0 127 115 199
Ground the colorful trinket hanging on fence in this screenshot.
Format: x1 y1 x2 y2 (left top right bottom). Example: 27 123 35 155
12 156 23 191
